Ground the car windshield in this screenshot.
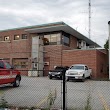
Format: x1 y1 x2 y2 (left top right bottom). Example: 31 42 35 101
70 66 84 70
55 67 64 70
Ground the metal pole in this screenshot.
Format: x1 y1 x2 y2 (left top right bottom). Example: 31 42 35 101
88 0 91 39
108 21 110 80
63 70 66 110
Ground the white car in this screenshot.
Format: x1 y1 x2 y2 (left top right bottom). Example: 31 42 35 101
66 64 92 81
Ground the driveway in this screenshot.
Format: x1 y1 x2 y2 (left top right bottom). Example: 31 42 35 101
0 76 110 110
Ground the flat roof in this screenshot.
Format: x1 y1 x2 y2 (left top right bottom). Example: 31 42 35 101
0 21 65 32
26 22 100 47
0 21 100 47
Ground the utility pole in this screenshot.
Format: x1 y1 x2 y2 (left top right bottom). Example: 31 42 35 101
108 21 110 80
89 0 91 39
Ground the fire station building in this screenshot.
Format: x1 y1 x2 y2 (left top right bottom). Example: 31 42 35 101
0 22 108 79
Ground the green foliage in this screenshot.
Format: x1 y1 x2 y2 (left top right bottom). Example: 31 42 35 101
0 95 8 108
84 94 92 110
104 39 109 50
47 89 57 109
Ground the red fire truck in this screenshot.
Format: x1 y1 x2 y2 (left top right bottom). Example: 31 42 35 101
0 59 21 87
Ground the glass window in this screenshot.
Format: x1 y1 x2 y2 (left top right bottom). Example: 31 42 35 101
44 34 50 45
4 36 10 41
4 62 11 69
0 61 4 68
14 35 20 40
64 36 69 44
50 34 57 45
85 66 88 70
70 66 84 70
0 36 2 41
22 34 27 39
62 32 70 46
57 33 61 44
13 58 28 68
43 33 61 45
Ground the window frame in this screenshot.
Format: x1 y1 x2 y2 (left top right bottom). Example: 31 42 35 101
62 32 70 46
14 35 20 40
21 34 27 39
43 32 61 45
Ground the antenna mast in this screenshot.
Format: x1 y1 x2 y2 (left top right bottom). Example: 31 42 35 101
89 0 91 39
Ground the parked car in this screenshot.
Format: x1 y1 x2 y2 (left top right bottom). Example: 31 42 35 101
66 64 92 81
48 66 69 79
0 59 21 87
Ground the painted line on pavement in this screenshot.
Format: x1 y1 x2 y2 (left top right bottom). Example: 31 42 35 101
98 91 110 110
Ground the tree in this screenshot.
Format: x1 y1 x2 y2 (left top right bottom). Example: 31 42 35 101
104 39 109 50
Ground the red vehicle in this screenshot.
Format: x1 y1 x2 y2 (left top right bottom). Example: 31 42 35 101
0 59 21 87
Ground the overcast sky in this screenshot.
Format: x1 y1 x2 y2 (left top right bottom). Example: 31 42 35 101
0 0 110 47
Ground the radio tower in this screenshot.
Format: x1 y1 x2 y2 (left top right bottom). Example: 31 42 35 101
89 0 91 39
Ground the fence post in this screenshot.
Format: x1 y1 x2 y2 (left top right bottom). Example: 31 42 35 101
63 68 66 110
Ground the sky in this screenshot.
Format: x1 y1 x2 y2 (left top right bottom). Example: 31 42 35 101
0 0 110 47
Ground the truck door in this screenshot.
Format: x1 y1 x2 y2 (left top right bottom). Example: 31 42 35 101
0 61 11 85
4 62 16 83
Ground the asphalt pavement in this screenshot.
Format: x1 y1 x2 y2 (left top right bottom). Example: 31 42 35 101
0 76 110 110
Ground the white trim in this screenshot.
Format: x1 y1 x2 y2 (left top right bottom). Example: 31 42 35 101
0 75 16 79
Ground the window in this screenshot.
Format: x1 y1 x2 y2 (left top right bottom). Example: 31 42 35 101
50 34 57 45
0 61 4 68
4 36 10 41
85 66 88 70
63 36 69 44
22 34 27 39
70 66 84 70
4 62 11 69
14 35 20 40
43 33 61 45
44 34 50 45
0 36 2 41
62 32 70 46
57 33 61 44
13 58 28 68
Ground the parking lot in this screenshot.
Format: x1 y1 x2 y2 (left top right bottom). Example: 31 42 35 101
0 76 110 110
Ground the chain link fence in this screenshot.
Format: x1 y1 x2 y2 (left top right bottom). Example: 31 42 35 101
0 70 110 110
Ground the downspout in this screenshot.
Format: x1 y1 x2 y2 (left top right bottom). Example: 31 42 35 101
108 21 110 80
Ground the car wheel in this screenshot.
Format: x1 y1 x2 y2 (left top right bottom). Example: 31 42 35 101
88 74 92 79
13 76 20 87
60 76 62 80
49 75 52 79
82 75 85 82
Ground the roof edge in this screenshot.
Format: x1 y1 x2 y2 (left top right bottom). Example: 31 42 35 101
0 21 65 32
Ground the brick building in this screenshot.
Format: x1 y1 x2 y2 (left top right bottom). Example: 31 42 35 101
0 22 108 79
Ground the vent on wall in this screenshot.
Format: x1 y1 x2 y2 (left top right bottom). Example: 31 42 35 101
44 62 49 65
4 36 10 41
77 40 86 49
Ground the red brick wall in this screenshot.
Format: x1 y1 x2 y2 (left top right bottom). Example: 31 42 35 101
0 29 31 63
44 45 62 70
0 28 108 78
96 50 108 78
0 29 32 76
62 49 108 79
70 35 77 49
